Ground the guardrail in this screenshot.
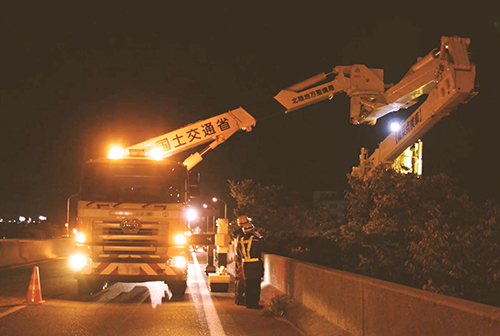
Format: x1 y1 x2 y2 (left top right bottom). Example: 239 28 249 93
0 238 75 268
264 254 500 336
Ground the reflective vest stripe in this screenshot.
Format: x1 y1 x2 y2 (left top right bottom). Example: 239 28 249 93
240 236 259 262
243 258 260 262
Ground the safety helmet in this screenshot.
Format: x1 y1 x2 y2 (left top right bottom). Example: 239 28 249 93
237 215 254 233
237 215 250 226
241 222 255 233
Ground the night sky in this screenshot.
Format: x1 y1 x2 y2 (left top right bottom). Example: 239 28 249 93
1 2 499 222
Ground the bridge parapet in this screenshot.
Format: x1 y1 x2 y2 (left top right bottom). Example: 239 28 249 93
263 254 500 336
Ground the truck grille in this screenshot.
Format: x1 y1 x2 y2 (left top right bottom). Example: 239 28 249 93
92 220 168 254
101 227 159 236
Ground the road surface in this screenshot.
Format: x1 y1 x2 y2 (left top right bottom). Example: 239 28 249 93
0 252 302 335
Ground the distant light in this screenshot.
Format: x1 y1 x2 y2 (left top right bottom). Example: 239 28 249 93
212 197 218 203
390 121 402 133
203 204 208 209
38 215 47 221
0 218 3 223
19 216 26 223
107 146 125 159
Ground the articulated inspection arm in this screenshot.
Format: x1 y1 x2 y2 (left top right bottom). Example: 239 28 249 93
352 36 477 177
274 64 386 125
180 65 388 170
127 63 387 170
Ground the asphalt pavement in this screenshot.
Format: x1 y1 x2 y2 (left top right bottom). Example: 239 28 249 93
0 254 304 335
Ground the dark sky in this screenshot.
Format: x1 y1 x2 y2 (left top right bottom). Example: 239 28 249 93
1 2 498 222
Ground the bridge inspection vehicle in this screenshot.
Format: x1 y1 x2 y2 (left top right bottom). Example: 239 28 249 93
68 36 476 297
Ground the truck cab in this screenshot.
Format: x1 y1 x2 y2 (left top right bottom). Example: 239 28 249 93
69 158 193 297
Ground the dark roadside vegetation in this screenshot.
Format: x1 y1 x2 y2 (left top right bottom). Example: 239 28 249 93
229 168 500 308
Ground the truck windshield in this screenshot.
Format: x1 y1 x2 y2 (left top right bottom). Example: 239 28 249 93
80 161 187 204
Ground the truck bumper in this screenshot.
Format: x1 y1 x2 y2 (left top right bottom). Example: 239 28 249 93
74 273 186 283
73 257 187 283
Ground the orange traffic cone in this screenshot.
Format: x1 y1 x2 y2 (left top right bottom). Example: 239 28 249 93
24 266 45 304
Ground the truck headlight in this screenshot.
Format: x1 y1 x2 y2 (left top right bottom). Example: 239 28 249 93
174 234 187 245
76 232 86 243
168 256 186 268
186 209 197 222
69 254 90 271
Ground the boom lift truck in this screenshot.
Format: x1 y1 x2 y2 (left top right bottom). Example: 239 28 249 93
68 36 476 297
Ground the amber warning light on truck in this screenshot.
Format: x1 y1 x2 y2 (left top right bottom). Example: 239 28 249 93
107 146 163 160
107 146 125 159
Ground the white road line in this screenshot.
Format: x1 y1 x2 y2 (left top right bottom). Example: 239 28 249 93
191 252 226 336
0 305 26 319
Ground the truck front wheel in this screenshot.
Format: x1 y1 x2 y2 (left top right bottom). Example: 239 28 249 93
168 281 187 298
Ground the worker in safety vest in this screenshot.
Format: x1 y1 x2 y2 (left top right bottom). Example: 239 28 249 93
233 216 246 305
235 215 264 309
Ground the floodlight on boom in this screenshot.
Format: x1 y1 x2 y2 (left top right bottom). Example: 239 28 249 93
390 121 402 133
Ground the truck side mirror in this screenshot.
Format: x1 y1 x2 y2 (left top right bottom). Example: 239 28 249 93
189 172 200 198
66 193 79 230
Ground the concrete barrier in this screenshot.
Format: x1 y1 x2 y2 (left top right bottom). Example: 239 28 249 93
264 254 500 336
0 240 23 267
0 238 74 268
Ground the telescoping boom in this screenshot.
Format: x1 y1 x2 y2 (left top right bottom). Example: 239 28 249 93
115 36 476 175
